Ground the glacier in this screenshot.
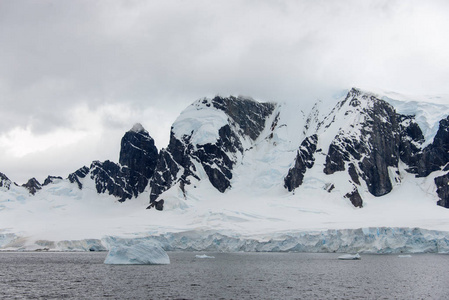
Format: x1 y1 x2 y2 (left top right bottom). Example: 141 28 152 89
103 237 170 265
2 228 449 254
148 228 449 254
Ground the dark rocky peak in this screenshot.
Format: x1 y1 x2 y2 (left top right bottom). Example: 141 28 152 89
68 166 89 189
148 95 277 209
149 124 238 205
22 178 42 195
211 96 276 141
319 88 369 129
43 176 63 186
284 89 409 208
0 172 12 190
66 124 159 201
119 123 158 180
323 90 401 197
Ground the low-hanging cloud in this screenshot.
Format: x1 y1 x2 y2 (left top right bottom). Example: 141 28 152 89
1 0 449 182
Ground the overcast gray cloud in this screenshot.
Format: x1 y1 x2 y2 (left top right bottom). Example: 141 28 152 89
1 0 449 183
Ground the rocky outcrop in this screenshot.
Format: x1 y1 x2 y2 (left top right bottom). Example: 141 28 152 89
0 172 12 190
89 160 130 200
344 187 363 208
284 134 318 192
435 172 449 208
22 178 42 195
68 166 89 189
43 176 63 186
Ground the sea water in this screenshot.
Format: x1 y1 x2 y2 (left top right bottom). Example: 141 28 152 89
0 252 448 299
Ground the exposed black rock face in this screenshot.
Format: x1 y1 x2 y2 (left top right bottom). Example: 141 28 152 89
345 187 363 208
149 130 199 204
0 172 12 190
398 115 425 171
195 125 240 193
148 96 276 209
43 176 63 186
411 116 449 177
90 160 133 201
212 96 275 140
119 123 158 182
348 163 360 185
149 148 181 204
435 172 449 208
147 199 164 210
284 134 318 192
68 166 89 189
22 178 42 195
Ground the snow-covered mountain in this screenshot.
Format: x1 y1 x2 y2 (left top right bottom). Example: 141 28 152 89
144 88 449 210
2 88 449 251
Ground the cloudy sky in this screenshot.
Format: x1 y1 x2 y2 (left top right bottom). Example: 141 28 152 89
1 0 449 183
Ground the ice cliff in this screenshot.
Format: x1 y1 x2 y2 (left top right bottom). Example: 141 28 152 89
2 228 449 254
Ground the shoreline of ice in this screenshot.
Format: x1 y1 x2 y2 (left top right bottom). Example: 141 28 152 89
1 227 449 254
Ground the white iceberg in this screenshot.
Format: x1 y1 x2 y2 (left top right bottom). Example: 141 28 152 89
398 255 412 258
338 253 361 260
195 254 215 259
104 239 170 265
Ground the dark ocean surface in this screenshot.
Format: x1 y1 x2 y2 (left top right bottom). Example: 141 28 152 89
0 252 448 299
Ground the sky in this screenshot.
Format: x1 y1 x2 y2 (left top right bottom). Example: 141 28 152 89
1 0 449 183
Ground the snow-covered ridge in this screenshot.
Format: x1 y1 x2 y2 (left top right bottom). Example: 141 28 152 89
356 87 449 147
171 98 230 147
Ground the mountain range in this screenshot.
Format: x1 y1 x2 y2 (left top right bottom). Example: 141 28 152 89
2 88 449 210
2 87 449 251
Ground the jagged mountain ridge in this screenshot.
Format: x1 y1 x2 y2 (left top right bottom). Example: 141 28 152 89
148 96 275 206
4 123 159 202
2 88 449 211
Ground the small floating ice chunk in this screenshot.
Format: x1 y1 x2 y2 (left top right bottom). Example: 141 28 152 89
104 240 170 265
398 255 412 258
195 254 215 259
338 253 361 260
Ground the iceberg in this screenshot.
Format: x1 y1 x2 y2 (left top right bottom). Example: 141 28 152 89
195 254 215 259
338 253 361 260
104 239 170 265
